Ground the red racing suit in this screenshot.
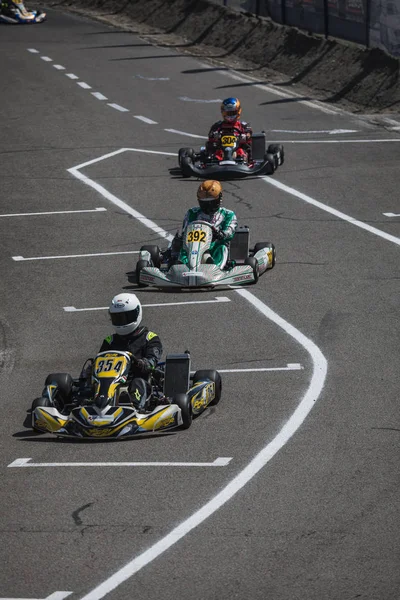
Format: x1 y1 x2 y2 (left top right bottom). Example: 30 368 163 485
206 119 253 161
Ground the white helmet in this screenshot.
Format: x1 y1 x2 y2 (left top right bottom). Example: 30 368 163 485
109 293 142 336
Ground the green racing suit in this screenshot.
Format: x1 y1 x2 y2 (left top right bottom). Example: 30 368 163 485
178 206 238 268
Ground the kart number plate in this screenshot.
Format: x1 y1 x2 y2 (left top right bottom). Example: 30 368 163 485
187 230 206 243
95 355 127 378
221 135 236 147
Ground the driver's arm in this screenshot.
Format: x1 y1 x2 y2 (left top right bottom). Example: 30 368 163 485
136 333 163 374
222 210 238 241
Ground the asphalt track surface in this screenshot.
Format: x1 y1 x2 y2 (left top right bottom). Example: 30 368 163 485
1 8 399 600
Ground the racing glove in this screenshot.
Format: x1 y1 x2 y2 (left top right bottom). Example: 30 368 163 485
135 358 152 375
213 228 228 241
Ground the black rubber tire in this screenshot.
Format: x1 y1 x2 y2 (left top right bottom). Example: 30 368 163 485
264 153 276 174
178 147 195 166
174 393 192 429
244 256 260 284
136 259 149 287
253 242 276 268
32 396 52 411
44 373 73 402
267 143 284 165
192 369 222 406
139 245 161 268
180 156 193 178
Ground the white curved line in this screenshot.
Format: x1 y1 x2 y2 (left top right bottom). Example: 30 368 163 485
67 149 327 599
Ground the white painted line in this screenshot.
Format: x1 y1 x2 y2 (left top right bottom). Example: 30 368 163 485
68 149 175 242
53 64 65 70
77 81 92 89
274 139 400 144
134 115 158 124
40 56 53 62
217 364 303 373
91 92 108 100
383 212 400 217
388 125 400 131
66 73 79 80
1 208 106 218
107 103 129 112
63 297 231 312
134 74 170 81
13 250 139 262
8 458 232 468
262 177 400 246
68 148 328 600
270 129 358 134
164 128 207 139
0 593 72 600
27 48 39 53
178 96 222 103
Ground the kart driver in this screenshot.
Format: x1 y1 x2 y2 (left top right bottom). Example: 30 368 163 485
83 293 162 410
170 180 237 269
206 97 253 162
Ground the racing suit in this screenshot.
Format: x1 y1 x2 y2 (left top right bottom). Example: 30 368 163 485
206 119 253 162
98 327 162 408
177 206 238 269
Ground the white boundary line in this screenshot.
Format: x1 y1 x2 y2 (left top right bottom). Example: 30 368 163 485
8 458 232 468
91 92 108 101
77 82 92 89
0 593 72 600
68 149 327 599
261 177 400 246
107 103 129 112
218 364 303 373
383 212 400 217
134 115 158 124
1 208 106 218
63 296 231 312
12 250 139 262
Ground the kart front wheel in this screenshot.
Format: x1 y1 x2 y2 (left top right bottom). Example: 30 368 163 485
180 156 193 178
244 256 259 284
140 245 161 268
44 373 73 403
178 147 195 166
31 396 52 431
253 242 276 268
267 144 284 166
174 393 192 429
193 369 222 406
264 153 276 175
136 259 149 287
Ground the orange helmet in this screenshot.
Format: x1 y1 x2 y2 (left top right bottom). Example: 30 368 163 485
221 97 242 123
197 180 223 214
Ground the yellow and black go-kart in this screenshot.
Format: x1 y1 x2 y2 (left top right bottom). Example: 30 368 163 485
31 351 221 439
178 130 284 180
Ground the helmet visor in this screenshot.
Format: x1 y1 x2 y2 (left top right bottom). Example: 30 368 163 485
110 307 140 326
199 198 221 214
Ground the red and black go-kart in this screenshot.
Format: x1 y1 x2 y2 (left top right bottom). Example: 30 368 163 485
178 130 284 180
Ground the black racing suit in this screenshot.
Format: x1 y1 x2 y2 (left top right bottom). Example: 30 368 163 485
99 326 163 408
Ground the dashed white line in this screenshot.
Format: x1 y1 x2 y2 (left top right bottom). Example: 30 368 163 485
271 129 358 134
13 250 139 262
27 48 39 53
0 593 72 600
53 64 65 70
165 128 207 139
8 458 232 468
276 139 400 144
107 103 129 112
1 208 106 218
41 56 53 62
91 92 108 101
63 297 231 312
218 364 303 373
262 177 400 246
134 115 158 124
77 81 92 89
66 73 79 80
383 212 400 217
178 96 222 103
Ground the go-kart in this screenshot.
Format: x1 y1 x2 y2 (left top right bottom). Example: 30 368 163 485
31 351 221 439
135 220 276 288
0 2 46 23
178 131 284 180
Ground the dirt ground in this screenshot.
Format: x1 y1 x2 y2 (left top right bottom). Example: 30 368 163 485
46 0 400 118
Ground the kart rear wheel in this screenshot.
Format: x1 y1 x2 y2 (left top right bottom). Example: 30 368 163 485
44 373 73 403
264 153 276 174
178 147 195 166
180 156 193 178
244 256 259 284
140 245 161 268
193 369 222 406
174 393 192 429
253 242 276 267
136 259 149 288
267 144 284 166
